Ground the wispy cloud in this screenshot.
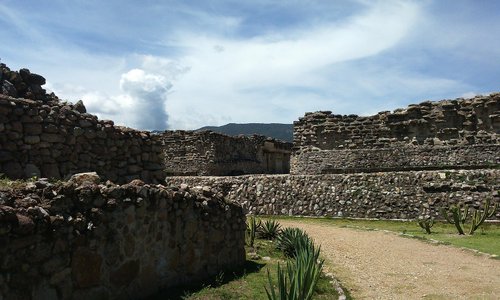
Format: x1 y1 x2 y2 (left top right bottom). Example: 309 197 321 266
1 0 499 130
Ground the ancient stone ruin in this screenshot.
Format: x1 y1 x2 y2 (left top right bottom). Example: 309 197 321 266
170 93 499 220
0 65 246 299
291 95 499 174
161 130 291 176
0 63 499 299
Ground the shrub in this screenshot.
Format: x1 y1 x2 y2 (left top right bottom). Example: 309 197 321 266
259 219 282 240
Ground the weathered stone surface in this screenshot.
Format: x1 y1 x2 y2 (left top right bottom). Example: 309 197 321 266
3 161 23 179
1 180 245 300
291 93 499 174
110 260 139 287
162 130 292 176
73 100 86 113
71 248 103 288
24 163 41 178
169 169 499 220
41 163 60 179
24 123 42 135
13 213 35 235
0 93 165 183
69 172 100 185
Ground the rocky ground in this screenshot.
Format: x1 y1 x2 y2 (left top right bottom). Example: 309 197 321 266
279 220 500 300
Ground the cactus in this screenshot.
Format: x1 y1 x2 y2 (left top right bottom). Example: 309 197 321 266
468 198 498 235
246 216 262 248
440 203 468 235
417 217 434 234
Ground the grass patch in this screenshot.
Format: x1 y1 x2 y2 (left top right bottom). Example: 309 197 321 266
270 216 500 257
149 239 339 299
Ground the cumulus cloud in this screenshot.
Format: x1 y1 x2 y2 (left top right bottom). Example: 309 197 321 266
118 69 171 130
47 67 174 131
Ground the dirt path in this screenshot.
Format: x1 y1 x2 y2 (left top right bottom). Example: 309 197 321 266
278 220 500 300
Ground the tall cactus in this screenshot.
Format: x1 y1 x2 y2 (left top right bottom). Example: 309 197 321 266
440 203 469 235
417 217 434 234
469 198 498 235
246 216 262 248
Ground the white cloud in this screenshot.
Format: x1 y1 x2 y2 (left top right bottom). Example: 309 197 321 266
162 0 423 128
5 0 498 131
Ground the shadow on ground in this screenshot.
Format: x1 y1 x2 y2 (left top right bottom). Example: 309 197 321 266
146 260 265 300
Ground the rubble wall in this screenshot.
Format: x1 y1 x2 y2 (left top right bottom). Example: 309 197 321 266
0 178 245 299
161 130 291 176
167 169 499 220
292 94 500 174
0 95 165 183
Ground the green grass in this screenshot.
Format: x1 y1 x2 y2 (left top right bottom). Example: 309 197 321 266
269 216 500 257
149 239 339 300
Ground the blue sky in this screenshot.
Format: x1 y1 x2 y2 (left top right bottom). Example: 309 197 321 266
1 0 499 130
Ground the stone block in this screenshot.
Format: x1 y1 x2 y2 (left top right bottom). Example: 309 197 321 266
68 172 100 185
3 161 23 179
24 123 42 135
40 133 64 143
24 135 40 144
41 163 60 179
71 248 103 288
110 260 139 287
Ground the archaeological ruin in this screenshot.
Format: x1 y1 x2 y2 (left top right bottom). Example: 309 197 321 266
161 130 291 176
0 63 499 299
170 94 500 220
0 64 246 299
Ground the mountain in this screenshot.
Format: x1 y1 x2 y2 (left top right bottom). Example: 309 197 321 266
197 123 293 142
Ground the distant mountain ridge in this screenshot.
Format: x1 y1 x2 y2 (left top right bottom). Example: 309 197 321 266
197 123 293 142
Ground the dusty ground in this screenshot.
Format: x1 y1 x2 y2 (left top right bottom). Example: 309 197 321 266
278 220 500 300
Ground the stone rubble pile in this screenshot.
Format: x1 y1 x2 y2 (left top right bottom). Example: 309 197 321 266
0 64 57 102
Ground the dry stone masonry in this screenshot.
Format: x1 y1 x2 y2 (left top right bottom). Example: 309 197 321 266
0 64 246 300
1 62 499 298
167 169 499 220
170 94 499 220
161 130 291 176
0 174 245 299
292 94 500 174
0 72 166 183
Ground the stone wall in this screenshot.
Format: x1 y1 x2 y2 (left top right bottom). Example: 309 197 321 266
292 94 500 174
161 130 291 176
294 94 499 150
166 169 499 220
0 94 165 183
0 174 245 299
291 145 500 174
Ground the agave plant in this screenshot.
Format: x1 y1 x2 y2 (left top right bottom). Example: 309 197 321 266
265 235 324 300
259 219 282 240
276 227 314 258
